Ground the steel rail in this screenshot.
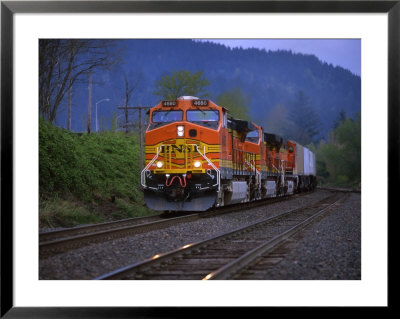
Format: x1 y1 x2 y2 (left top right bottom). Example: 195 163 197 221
317 186 361 193
39 212 200 258
39 214 161 243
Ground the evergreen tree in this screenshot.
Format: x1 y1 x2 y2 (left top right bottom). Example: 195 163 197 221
333 109 347 129
286 90 320 145
335 113 361 182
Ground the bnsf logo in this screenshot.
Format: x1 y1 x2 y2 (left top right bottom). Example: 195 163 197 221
161 145 194 154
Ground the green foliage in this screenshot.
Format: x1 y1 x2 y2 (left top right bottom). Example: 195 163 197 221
335 113 361 182
315 113 361 188
39 119 153 227
216 87 251 120
153 69 211 100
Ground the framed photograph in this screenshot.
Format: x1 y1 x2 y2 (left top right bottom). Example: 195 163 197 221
1 0 394 317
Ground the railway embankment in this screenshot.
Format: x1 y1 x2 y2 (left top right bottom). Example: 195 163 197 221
39 119 154 230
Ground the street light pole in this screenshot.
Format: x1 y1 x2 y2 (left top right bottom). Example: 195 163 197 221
95 98 110 132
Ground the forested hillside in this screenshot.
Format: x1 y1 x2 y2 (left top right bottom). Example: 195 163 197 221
55 39 361 141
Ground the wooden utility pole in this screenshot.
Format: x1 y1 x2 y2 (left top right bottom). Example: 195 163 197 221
87 69 93 133
138 106 144 170
118 105 151 170
67 72 72 131
124 107 129 134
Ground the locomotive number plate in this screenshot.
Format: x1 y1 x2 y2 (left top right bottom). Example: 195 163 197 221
192 100 208 106
162 100 177 107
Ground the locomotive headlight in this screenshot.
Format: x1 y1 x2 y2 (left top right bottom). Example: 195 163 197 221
194 161 202 168
156 161 164 168
177 125 184 136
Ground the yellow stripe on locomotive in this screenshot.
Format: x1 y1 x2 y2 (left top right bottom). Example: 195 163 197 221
145 139 221 174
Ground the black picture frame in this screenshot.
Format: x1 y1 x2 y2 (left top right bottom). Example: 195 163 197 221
1 1 395 317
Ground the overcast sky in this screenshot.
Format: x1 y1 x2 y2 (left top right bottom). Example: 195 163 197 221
201 39 361 76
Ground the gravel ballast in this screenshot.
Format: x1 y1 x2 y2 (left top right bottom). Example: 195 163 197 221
39 190 361 280
253 192 361 279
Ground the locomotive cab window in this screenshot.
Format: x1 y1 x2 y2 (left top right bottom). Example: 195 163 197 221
186 110 220 129
152 110 183 123
245 129 259 143
148 110 183 130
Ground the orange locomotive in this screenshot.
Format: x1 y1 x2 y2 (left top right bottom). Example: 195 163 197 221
142 96 316 211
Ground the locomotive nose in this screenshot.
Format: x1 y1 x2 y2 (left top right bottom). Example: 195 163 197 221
152 139 207 174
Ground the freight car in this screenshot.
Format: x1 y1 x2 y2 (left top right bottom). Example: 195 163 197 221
141 96 317 211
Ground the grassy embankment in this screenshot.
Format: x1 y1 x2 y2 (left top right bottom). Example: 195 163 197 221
39 119 155 229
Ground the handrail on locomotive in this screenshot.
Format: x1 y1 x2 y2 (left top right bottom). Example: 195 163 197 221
141 143 221 192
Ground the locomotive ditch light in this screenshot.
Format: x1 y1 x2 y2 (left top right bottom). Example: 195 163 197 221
177 125 184 136
194 161 202 168
156 161 164 168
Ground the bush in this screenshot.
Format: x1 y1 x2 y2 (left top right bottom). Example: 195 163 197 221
39 119 153 227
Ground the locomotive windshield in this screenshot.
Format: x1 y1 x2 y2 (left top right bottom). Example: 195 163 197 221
152 110 183 123
246 129 259 143
186 110 220 129
187 110 219 121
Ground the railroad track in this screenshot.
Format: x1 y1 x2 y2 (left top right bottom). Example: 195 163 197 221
317 186 361 193
39 212 198 258
39 215 161 243
39 191 316 258
94 192 347 280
